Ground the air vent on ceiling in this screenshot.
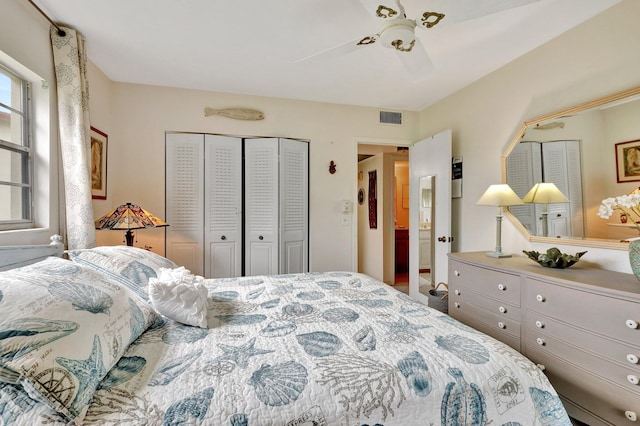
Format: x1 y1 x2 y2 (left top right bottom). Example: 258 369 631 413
379 110 403 125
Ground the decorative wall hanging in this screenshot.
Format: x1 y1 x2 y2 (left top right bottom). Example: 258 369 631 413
90 126 108 200
358 188 365 205
615 139 640 183
329 161 336 174
368 170 377 229
204 107 264 121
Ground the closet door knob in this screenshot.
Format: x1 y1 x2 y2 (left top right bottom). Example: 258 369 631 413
628 375 639 385
220 235 226 240
625 411 637 422
627 319 639 329
259 235 264 240
627 354 639 364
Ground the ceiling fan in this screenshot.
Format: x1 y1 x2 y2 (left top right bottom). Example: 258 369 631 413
297 0 540 79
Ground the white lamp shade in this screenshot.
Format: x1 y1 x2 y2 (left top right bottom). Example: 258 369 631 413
522 182 569 204
476 184 524 207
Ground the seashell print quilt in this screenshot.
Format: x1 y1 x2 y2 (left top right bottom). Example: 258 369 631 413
0 271 571 425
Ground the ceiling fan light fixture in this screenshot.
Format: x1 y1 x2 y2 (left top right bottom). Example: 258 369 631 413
379 18 416 50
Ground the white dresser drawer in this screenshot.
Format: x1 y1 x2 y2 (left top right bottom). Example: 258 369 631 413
525 311 640 371
450 286 520 321
451 299 520 350
525 326 640 394
528 345 640 426
450 260 521 305
526 277 640 342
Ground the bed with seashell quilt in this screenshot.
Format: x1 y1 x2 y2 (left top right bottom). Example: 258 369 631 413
0 240 572 425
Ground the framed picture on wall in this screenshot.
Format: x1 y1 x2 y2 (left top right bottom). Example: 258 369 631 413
615 139 640 183
90 126 108 199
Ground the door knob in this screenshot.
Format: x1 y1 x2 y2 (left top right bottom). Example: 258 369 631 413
220 235 226 240
438 236 446 242
259 235 264 240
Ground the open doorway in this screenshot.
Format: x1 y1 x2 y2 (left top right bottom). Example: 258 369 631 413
356 143 409 289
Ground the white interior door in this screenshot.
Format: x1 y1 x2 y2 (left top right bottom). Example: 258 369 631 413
204 135 242 278
409 130 452 304
279 138 309 274
165 133 204 275
245 138 279 276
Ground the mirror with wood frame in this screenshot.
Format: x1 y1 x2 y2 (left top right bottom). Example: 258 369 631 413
502 86 640 250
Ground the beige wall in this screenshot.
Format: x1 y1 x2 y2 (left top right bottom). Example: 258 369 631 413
87 81 419 271
418 0 640 273
358 155 384 280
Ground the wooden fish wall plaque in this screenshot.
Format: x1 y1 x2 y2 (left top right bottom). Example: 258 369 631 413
204 107 265 121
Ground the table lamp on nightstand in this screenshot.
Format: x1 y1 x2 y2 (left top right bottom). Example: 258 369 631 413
477 184 524 258
95 202 169 246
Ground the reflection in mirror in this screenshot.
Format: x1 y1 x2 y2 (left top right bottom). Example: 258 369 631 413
502 86 640 249
418 175 434 297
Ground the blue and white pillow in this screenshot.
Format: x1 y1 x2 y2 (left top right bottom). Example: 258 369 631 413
67 245 177 301
0 256 158 421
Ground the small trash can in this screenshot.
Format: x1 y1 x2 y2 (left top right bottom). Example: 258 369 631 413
428 282 448 314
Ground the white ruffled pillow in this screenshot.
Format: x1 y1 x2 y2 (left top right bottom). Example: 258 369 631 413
148 267 208 328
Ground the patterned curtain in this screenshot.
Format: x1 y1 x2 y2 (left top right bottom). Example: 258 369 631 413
51 26 96 249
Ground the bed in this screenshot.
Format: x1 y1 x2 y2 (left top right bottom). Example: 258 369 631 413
0 237 572 425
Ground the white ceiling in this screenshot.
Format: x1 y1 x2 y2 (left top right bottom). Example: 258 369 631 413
35 0 621 111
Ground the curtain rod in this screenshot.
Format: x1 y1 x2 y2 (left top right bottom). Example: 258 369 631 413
26 0 66 36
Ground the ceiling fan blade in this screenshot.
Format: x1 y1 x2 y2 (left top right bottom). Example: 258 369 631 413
294 34 378 64
416 0 540 30
396 38 434 81
358 0 404 21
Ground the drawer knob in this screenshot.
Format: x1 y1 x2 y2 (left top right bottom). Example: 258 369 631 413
498 322 506 329
536 337 545 346
535 320 545 328
454 270 460 277
454 302 460 308
498 284 506 291
536 364 545 371
220 235 226 240
627 319 639 329
454 289 460 296
499 306 507 314
536 294 546 302
627 354 639 364
628 374 639 385
625 411 637 422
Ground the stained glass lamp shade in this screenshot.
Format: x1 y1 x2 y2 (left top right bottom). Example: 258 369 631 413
95 202 168 246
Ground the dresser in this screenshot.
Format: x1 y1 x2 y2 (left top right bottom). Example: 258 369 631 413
448 252 640 426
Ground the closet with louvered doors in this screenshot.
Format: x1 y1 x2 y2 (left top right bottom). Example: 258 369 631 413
165 133 309 279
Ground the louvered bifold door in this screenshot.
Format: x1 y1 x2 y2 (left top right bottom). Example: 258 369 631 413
204 135 242 278
244 138 279 276
279 139 309 274
506 141 540 234
542 141 572 238
165 133 205 275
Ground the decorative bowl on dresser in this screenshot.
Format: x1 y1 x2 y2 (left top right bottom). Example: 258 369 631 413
448 252 640 426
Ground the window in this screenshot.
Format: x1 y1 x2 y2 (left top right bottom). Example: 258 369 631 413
0 64 32 230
